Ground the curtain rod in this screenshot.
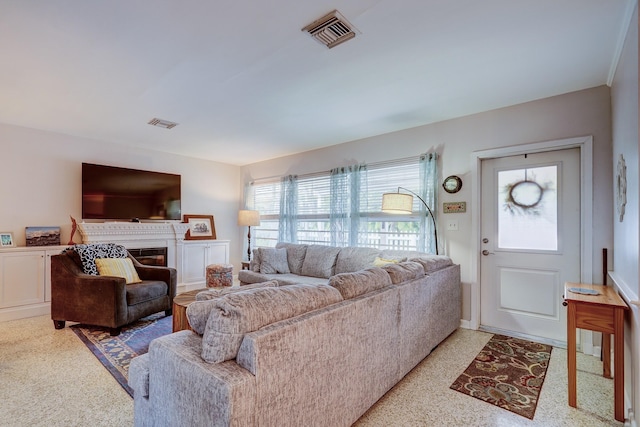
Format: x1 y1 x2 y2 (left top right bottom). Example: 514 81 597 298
250 152 436 185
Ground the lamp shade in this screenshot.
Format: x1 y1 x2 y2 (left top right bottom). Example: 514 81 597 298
238 210 261 226
381 193 413 214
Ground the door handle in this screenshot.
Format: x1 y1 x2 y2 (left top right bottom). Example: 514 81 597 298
482 250 495 256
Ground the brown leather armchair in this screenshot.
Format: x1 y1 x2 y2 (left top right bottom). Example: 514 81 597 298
51 248 177 336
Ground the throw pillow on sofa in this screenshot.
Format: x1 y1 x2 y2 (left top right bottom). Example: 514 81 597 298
275 242 308 275
201 283 343 363
258 248 290 274
300 245 341 278
187 280 279 334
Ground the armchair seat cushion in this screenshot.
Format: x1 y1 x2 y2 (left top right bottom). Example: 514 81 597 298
126 280 169 306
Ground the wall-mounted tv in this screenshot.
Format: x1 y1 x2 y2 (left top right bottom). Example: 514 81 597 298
82 163 181 221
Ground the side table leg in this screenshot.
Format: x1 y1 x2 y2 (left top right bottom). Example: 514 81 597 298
567 302 577 408
602 332 611 378
614 308 625 422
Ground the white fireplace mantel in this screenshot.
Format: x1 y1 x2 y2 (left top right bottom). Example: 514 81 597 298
76 222 230 290
77 222 190 244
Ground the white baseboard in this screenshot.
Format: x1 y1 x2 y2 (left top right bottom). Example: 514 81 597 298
0 302 50 322
459 319 471 329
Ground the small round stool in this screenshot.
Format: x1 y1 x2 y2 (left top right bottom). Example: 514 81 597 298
206 263 233 288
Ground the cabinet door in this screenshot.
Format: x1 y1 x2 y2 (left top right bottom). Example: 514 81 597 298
206 242 229 264
182 243 209 285
0 252 45 308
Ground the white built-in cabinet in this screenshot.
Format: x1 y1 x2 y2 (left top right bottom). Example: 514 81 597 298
0 246 65 322
0 239 231 322
179 240 230 290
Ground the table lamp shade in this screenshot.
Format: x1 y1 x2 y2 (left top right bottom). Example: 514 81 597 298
238 210 260 226
381 193 413 214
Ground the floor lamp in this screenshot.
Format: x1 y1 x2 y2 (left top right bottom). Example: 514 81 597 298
381 187 439 255
238 210 261 261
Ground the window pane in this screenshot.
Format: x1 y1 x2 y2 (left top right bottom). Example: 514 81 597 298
497 165 558 251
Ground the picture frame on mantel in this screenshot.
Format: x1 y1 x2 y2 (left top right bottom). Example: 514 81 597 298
183 215 216 240
0 232 15 247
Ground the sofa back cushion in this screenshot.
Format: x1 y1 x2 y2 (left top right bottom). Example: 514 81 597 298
187 281 279 334
408 255 453 273
334 247 381 274
329 267 391 299
201 284 343 363
382 261 425 284
275 242 308 275
300 245 341 278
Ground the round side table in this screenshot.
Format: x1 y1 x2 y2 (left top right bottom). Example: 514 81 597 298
172 289 206 332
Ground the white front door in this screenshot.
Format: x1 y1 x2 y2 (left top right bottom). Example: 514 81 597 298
480 148 581 343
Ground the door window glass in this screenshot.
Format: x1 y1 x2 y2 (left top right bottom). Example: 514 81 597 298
498 165 558 251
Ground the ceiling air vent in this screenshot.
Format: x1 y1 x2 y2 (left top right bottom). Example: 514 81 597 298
148 118 178 129
302 10 358 49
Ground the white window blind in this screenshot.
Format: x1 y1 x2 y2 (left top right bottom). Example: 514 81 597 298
249 155 434 251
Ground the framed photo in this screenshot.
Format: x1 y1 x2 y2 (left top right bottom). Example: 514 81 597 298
183 215 216 240
0 232 15 248
25 226 61 247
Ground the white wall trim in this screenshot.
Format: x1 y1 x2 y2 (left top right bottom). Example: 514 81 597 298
469 135 594 335
607 0 639 85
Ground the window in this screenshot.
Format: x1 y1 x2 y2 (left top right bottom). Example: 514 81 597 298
248 154 437 252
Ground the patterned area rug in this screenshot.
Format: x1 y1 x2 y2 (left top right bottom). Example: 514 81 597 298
450 334 552 419
71 313 173 397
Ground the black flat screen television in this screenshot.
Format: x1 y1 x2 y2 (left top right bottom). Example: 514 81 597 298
82 163 181 221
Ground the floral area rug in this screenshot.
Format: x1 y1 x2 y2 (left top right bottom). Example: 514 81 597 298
449 334 552 419
71 313 172 397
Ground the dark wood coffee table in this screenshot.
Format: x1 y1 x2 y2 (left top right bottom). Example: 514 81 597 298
172 288 206 332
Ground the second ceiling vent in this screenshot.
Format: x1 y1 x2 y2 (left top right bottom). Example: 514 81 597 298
302 10 358 49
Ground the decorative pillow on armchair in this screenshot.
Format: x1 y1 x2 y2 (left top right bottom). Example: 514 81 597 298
73 243 128 275
95 257 142 284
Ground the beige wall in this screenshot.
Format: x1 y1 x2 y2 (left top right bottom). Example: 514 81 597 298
0 123 244 265
611 4 639 424
242 85 614 321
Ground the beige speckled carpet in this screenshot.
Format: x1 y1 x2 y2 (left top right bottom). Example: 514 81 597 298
0 315 624 427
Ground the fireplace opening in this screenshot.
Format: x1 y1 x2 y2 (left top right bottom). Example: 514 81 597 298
128 247 168 267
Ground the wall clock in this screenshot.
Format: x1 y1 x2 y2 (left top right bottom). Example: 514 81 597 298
443 175 462 194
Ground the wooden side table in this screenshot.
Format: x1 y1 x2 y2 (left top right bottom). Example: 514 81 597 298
563 282 628 422
172 289 206 332
241 261 250 270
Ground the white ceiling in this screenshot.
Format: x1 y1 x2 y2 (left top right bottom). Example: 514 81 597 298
0 1 634 166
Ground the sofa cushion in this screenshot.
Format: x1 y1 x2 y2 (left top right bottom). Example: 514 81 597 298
73 243 128 275
275 243 308 275
188 281 279 334
329 267 391 299
334 247 381 274
372 256 405 267
249 249 261 272
409 255 453 273
95 257 142 284
380 249 427 260
300 245 341 278
201 284 343 363
382 261 425 284
126 280 168 305
258 248 290 274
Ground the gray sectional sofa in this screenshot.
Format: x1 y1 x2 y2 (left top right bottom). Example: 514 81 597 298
129 243 461 427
